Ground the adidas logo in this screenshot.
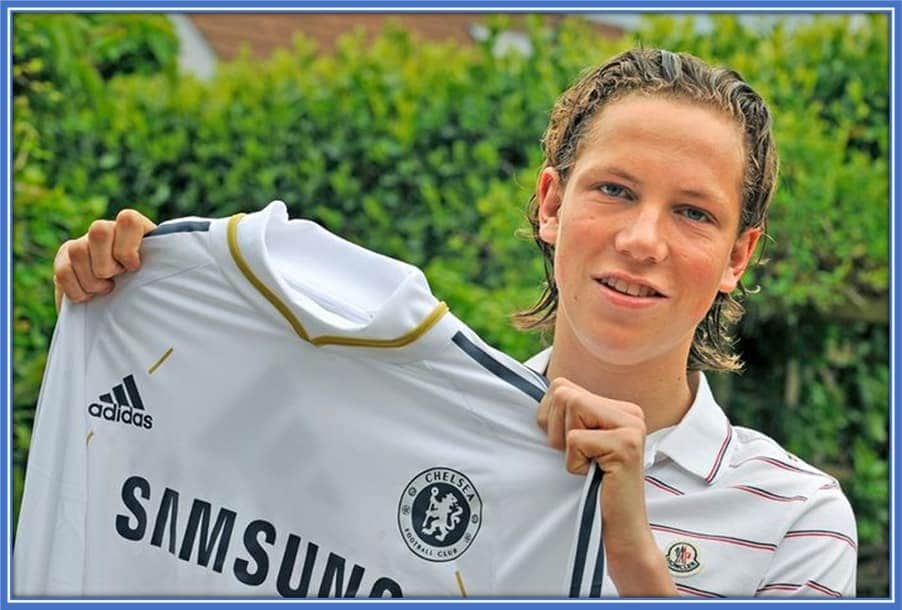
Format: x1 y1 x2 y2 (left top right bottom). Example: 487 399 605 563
88 374 153 430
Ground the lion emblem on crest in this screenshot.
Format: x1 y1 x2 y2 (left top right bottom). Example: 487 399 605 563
421 486 464 541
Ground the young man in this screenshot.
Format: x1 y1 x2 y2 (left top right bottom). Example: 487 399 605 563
50 48 856 597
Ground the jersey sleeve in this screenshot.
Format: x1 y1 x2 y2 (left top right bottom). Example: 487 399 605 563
13 299 90 596
755 485 858 598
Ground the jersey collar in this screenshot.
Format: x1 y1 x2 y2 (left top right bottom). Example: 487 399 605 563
524 347 735 485
209 201 451 358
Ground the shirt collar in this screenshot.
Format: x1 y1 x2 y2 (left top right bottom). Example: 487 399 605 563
523 348 734 485
524 347 552 375
655 372 735 485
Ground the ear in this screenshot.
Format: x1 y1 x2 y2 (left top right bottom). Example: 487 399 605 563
719 227 762 292
537 166 564 246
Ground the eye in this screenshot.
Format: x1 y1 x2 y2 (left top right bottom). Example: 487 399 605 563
678 207 713 223
598 183 631 199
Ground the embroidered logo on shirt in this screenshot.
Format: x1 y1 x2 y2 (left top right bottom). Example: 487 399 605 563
666 541 701 576
397 467 482 563
87 374 153 430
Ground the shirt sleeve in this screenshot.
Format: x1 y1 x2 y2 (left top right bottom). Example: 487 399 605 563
13 300 90 596
756 484 858 598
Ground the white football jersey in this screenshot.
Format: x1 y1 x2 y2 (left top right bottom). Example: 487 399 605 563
14 202 605 599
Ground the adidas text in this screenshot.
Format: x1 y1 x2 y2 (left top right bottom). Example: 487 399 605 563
88 374 153 430
88 403 153 429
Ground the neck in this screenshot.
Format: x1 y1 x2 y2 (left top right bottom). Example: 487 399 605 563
545 327 698 434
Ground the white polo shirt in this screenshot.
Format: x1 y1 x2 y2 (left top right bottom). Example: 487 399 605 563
525 348 857 598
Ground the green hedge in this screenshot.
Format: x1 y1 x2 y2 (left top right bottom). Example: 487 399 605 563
12 13 178 539
12 13 889 596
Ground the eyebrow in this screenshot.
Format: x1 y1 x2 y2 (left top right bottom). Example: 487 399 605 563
602 167 642 185
594 165 729 206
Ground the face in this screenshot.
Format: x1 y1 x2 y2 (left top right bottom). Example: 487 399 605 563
537 94 761 369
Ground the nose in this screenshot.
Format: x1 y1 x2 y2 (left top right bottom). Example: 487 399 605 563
613 206 669 263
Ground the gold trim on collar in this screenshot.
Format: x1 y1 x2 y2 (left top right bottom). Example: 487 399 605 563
227 213 448 348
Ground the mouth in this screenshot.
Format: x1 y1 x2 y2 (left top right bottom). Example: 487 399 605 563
595 276 666 299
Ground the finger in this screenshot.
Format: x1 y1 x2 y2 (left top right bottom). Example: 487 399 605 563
542 378 574 450
545 391 567 450
536 392 551 432
112 209 156 271
53 242 90 303
551 381 643 433
566 428 645 473
87 220 125 279
564 430 594 475
67 239 115 296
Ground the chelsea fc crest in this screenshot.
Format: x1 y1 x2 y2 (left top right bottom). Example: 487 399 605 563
397 467 482 562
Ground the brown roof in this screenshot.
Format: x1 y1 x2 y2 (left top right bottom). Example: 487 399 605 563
188 13 623 59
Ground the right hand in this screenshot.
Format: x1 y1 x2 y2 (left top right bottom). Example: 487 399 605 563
53 209 157 310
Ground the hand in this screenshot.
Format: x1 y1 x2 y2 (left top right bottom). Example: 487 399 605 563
53 209 157 310
538 377 677 597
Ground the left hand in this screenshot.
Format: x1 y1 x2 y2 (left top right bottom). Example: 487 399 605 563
537 377 677 597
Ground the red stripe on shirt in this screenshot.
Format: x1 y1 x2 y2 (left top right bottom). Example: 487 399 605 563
806 580 842 597
645 475 684 496
675 583 725 598
785 529 857 550
732 484 808 503
705 424 732 484
757 583 800 593
650 523 777 551
730 455 825 477
758 581 841 597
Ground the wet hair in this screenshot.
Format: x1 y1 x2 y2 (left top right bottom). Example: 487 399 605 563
514 47 778 372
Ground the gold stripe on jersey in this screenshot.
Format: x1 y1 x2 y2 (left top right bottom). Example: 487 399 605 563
148 347 174 375
227 213 449 348
455 571 468 597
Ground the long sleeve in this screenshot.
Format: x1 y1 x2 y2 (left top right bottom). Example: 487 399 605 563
13 300 90 596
